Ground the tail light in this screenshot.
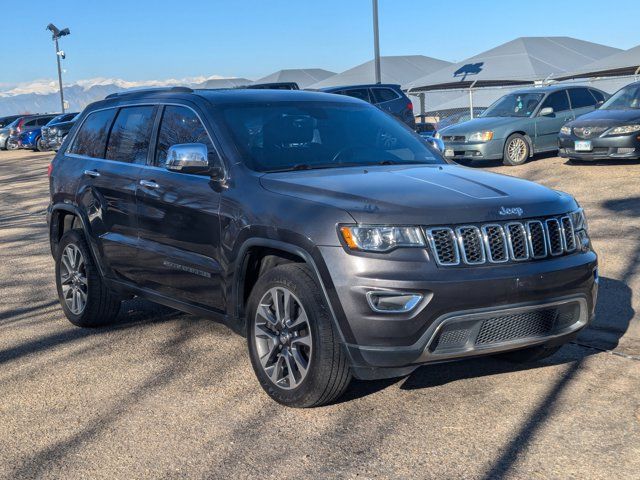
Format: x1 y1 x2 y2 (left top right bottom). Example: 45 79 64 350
47 162 53 177
407 102 413 111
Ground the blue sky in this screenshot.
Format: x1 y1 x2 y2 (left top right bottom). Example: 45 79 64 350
3 0 640 86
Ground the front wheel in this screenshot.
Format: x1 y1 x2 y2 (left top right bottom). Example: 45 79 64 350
55 229 122 327
502 133 530 166
36 136 46 152
247 264 351 407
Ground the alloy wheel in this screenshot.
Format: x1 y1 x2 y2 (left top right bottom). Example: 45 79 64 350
59 244 88 315
507 137 527 163
253 286 312 390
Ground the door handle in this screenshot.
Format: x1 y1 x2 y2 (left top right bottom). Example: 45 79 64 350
83 169 100 178
139 180 160 189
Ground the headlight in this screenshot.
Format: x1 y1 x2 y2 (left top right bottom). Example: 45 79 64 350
603 124 640 136
433 131 441 139
570 208 588 233
560 126 572 136
339 225 425 252
50 127 58 135
467 131 494 142
570 208 590 252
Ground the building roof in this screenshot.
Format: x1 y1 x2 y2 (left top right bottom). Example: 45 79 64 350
252 69 336 88
556 44 640 80
307 55 452 89
405 37 621 93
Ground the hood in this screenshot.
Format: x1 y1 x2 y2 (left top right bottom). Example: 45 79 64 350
570 108 640 126
439 116 525 136
260 164 576 225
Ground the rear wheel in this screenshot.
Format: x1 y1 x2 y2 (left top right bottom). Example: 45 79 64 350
502 133 530 166
55 229 122 327
494 344 562 363
247 264 351 407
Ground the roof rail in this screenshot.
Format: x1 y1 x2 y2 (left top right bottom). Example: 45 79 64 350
105 86 193 100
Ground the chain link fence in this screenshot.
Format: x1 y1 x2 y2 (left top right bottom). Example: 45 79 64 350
409 74 640 131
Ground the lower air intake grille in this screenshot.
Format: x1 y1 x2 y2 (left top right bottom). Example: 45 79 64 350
475 309 558 345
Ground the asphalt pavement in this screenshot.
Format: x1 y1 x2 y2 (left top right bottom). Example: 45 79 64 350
0 150 638 479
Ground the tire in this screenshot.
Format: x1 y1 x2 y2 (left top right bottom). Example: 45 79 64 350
55 229 122 327
493 344 562 363
502 133 530 166
6 139 18 150
247 263 351 407
35 136 46 152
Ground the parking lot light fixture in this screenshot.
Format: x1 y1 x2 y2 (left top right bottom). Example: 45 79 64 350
46 23 71 113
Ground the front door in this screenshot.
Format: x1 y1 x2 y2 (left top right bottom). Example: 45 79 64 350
534 90 574 152
135 104 225 311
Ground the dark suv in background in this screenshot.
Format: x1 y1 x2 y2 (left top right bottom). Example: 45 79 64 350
41 112 79 151
48 87 597 407
319 83 416 128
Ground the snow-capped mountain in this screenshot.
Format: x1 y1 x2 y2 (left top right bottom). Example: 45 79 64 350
0 76 253 116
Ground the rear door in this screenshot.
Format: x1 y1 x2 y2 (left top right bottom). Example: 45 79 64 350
135 104 225 311
568 87 599 120
72 105 156 282
534 90 573 152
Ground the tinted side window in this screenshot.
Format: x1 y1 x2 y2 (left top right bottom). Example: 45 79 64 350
105 106 156 164
590 89 605 103
69 109 117 158
343 89 371 103
542 91 570 112
569 88 596 109
37 117 51 126
24 119 37 127
371 87 400 104
154 106 217 167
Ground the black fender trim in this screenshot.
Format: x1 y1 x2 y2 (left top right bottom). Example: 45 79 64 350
48 203 110 277
232 236 357 350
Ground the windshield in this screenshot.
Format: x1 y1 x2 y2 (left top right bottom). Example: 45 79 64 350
601 84 640 110
482 93 544 118
216 102 443 172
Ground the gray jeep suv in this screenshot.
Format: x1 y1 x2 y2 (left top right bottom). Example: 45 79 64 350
48 87 598 407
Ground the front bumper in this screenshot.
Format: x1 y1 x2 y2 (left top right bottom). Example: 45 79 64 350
442 139 504 161
42 135 63 151
559 134 640 160
319 246 598 379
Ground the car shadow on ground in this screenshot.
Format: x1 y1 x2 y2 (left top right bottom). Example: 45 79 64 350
455 151 558 168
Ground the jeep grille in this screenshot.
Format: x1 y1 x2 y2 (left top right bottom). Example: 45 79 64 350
425 215 576 266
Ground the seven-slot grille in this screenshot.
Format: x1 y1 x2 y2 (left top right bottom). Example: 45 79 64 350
426 215 577 267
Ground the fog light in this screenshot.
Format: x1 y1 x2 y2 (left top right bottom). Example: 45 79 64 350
366 291 423 313
617 147 635 154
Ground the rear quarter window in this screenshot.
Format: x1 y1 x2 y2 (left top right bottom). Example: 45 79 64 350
371 88 400 104
69 109 117 159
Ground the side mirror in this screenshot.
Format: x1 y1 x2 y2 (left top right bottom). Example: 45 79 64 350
166 143 211 175
539 107 554 117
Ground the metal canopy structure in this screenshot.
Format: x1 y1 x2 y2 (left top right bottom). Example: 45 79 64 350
201 77 252 89
307 55 451 89
252 69 336 88
556 44 640 80
405 37 621 93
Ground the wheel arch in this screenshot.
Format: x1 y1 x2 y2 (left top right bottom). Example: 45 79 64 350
506 131 534 157
231 238 354 351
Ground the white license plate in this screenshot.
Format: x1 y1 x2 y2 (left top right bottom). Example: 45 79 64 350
574 140 592 152
444 148 454 157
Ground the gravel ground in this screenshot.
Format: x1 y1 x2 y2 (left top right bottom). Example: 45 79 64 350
0 150 638 479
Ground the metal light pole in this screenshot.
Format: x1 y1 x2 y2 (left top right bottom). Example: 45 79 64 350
46 23 70 113
372 0 381 84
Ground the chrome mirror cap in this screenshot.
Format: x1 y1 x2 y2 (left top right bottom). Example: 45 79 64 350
166 143 209 173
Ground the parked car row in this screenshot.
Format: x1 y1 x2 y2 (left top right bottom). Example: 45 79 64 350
434 81 640 166
0 112 78 152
